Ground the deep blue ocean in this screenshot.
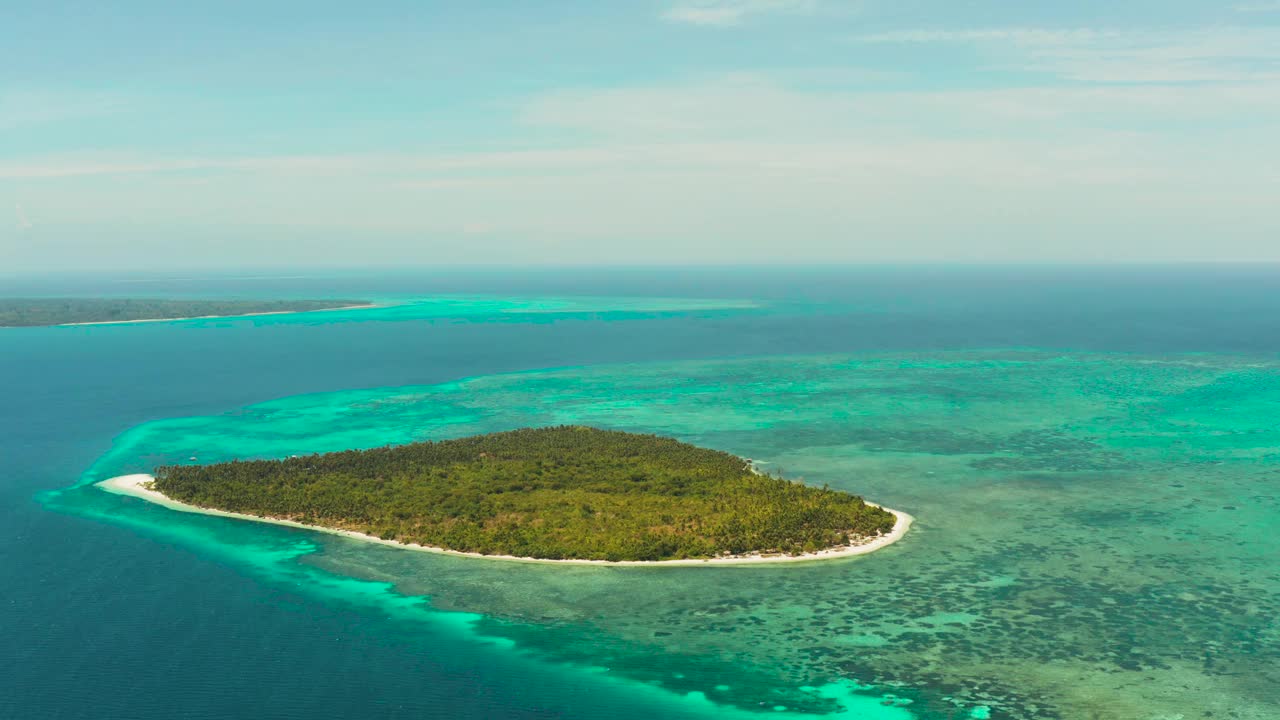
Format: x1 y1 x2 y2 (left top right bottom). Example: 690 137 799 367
3 266 1279 719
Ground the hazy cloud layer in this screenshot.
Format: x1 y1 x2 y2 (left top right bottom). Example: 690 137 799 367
3 4 1278 269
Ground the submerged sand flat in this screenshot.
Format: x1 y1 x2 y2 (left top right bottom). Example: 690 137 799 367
99 473 913 566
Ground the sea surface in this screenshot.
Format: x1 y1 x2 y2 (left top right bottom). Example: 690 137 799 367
3 267 1279 719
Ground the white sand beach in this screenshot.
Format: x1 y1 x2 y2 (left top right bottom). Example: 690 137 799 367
98 473 913 567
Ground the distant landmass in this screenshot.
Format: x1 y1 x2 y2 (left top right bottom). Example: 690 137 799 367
0 298 373 327
130 426 903 563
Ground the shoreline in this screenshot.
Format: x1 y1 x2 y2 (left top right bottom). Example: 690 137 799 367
56 303 378 327
98 474 913 567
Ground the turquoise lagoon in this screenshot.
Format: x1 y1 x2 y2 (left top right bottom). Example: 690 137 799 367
45 351 1280 719
9 268 1280 720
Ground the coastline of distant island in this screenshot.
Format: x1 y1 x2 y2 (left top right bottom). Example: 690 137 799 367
97 427 913 566
0 298 377 327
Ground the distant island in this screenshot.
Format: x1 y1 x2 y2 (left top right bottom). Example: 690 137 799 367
100 426 910 564
0 298 374 327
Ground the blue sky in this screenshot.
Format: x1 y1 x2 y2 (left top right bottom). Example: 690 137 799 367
2 0 1279 269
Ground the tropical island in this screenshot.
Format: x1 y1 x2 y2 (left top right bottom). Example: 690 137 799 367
0 298 374 327
100 426 910 564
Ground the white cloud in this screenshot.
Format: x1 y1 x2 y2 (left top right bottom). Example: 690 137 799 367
1235 1 1280 12
0 91 126 131
857 28 1110 45
0 155 214 179
662 7 742 26
661 0 815 27
854 26 1280 84
519 73 1280 142
15 204 33 230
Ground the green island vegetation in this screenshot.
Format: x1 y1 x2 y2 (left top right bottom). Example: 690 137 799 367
152 426 897 562
0 298 370 327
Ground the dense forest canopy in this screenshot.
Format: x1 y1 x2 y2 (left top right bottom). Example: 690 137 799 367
153 426 897 562
0 298 369 327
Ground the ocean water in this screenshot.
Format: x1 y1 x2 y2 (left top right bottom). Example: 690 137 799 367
4 267 1279 719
